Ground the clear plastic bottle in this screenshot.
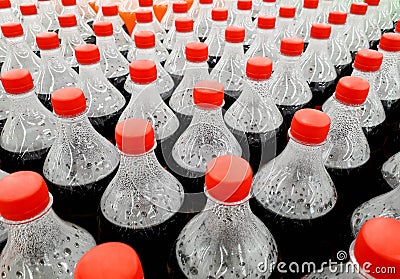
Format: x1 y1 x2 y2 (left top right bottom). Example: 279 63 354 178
100 118 184 278
315 0 333 23
377 0 394 32
173 155 278 279
223 0 236 25
75 242 144 279
43 87 119 237
164 17 200 87
204 8 227 70
74 44 126 140
258 0 278 17
210 26 246 106
160 0 175 31
0 0 16 65
93 21 130 97
1 22 41 81
163 1 190 51
245 15 279 62
0 69 58 174
274 5 296 48
102 4 133 58
294 0 319 45
343 2 369 59
38 0 60 32
76 0 96 25
58 14 86 69
172 80 242 177
300 23 337 108
327 11 353 79
193 0 213 41
138 0 166 42
126 31 174 100
0 171 96 278
364 0 383 50
35 32 78 110
20 4 45 55
233 0 256 51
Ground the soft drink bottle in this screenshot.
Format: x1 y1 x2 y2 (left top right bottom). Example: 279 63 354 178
225 57 283 170
204 8 227 70
0 84 9 133
93 21 130 98
327 11 353 79
188 0 200 20
210 26 246 108
58 14 86 70
35 32 78 110
138 0 166 42
274 5 296 48
160 0 175 32
20 4 45 55
258 0 278 17
75 242 144 279
99 118 185 278
126 31 174 101
102 4 133 58
76 0 96 26
0 171 96 278
252 108 337 266
233 0 256 52
294 0 319 47
364 0 382 50
129 9 169 65
343 2 369 60
164 18 199 86
300 23 337 108
38 0 60 32
171 80 242 191
0 0 15 65
377 0 394 32
397 21 400 33
171 155 278 279
385 0 400 26
0 169 7 251
223 0 236 25
0 69 57 174
43 87 119 238
193 0 212 42
164 1 190 51
315 0 333 23
74 44 126 140
61 0 95 44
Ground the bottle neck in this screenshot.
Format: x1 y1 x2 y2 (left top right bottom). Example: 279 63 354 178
205 194 252 210
198 3 212 12
5 35 27 46
352 68 379 85
136 47 157 59
348 13 365 25
281 135 326 165
60 26 80 36
96 35 118 48
63 5 79 14
379 48 400 64
258 28 275 38
223 41 244 55
79 62 105 76
210 20 226 32
103 15 123 28
39 47 66 63
192 105 224 125
277 16 294 28
22 14 41 24
185 60 209 74
300 7 317 18
278 53 300 66
136 22 152 29
307 38 329 53
0 8 14 19
330 23 345 36
6 89 38 103
38 1 54 11
174 12 188 19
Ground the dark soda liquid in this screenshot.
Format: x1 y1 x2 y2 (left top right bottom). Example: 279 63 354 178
34 50 41 58
207 55 221 72
120 50 129 59
198 36 207 43
350 51 357 62
243 45 250 53
170 73 184 90
87 21 94 30
308 80 336 109
46 166 118 240
37 93 53 111
84 35 96 45
369 39 380 51
382 99 400 158
0 147 50 176
363 122 386 171
108 74 130 102
334 63 353 80
89 106 125 143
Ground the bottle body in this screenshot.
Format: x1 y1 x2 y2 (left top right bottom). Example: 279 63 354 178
245 28 279 62
204 20 226 69
21 15 46 54
60 26 86 68
328 24 353 79
38 1 60 32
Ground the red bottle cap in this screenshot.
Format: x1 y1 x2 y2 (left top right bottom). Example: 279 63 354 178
193 80 224 108
212 8 228 21
328 11 347 24
200 0 212 4
51 87 87 117
36 32 60 50
0 171 50 222
290 109 331 145
75 242 144 279
263 0 276 2
0 0 11 9
310 23 331 39
61 0 76 6
1 22 23 38
350 2 368 15
246 57 273 80
75 44 100 65
258 15 276 29
396 22 400 33
335 76 369 105
175 17 193 32
379 33 400 52
206 155 253 203
354 49 383 72
135 9 152 23
115 118 155 155
279 5 296 18
58 14 77 27
20 3 37 15
225 26 245 43
280 37 304 56
303 0 318 9
138 0 152 7
364 0 379 6
1 69 34 94
129 60 157 83
102 4 119 16
186 42 208 62
94 21 113 36
354 218 400 279
173 1 188 13
134 30 155 48
237 0 251 10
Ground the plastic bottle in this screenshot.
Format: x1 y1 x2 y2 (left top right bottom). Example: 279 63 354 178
35 32 78 110
233 0 256 52
38 0 60 32
223 0 236 25
161 0 187 32
138 0 166 42
364 0 383 50
274 5 296 49
204 8 227 70
93 21 130 98
164 1 190 51
295 0 319 46
20 4 45 55
245 15 279 62
377 0 394 32
193 0 213 42
126 31 174 101
74 44 126 140
210 26 246 107
99 118 185 278
75 243 144 279
76 0 96 26
102 4 133 58
327 11 353 79
172 155 278 279
300 23 337 108
315 0 333 23
0 0 16 65
0 169 8 251
0 171 96 278
258 0 278 17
